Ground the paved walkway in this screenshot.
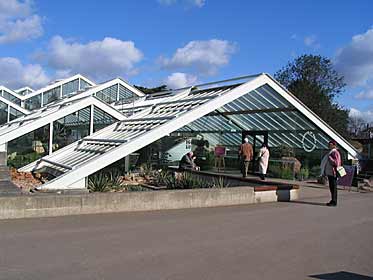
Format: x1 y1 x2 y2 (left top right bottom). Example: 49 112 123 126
0 187 372 280
208 168 358 190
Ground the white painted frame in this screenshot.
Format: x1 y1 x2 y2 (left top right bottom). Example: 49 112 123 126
20 74 359 190
0 96 126 145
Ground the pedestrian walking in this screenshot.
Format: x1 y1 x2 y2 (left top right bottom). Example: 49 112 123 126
239 138 253 177
257 143 270 180
320 140 343 206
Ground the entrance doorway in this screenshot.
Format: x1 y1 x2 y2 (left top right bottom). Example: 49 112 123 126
241 131 268 173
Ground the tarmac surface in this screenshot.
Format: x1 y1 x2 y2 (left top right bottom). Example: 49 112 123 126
0 187 372 280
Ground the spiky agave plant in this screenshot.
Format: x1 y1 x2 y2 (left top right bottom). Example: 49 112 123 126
88 173 111 192
213 176 230 188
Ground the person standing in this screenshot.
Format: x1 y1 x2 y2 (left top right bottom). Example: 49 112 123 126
320 140 342 207
257 143 270 180
239 138 253 177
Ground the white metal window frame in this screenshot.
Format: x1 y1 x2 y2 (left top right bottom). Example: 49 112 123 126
19 74 360 190
0 96 126 147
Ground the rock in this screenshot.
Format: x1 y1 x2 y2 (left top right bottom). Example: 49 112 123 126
281 157 302 174
363 177 373 187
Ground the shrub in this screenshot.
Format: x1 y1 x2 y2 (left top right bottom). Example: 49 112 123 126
109 170 125 191
154 169 172 186
88 173 111 192
88 170 124 192
309 166 321 178
213 176 230 188
139 163 153 177
125 185 149 192
299 167 310 180
165 172 212 189
280 167 294 180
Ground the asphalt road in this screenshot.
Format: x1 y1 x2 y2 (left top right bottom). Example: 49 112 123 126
0 190 372 280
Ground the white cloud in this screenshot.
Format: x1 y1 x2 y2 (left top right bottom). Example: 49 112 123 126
0 15 42 44
0 0 31 19
349 107 373 122
0 0 43 44
304 35 320 48
158 0 205 7
159 39 236 75
355 89 373 100
0 57 49 88
334 28 373 86
36 36 144 81
165 72 198 89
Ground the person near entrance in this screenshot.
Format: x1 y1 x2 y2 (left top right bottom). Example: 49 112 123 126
214 144 226 172
257 143 270 180
320 140 342 207
239 138 253 177
179 151 199 171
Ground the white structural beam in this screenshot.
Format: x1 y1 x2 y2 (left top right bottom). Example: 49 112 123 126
0 96 126 145
49 122 53 155
0 74 96 102
34 76 270 189
263 74 359 160
20 73 360 190
0 96 30 115
89 105 94 135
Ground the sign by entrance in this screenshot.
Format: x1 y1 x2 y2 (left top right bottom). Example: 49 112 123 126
302 131 317 152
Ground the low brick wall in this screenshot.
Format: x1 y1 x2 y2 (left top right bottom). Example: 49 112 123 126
0 185 299 220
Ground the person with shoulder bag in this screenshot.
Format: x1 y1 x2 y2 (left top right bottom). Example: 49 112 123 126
256 143 270 180
320 140 344 206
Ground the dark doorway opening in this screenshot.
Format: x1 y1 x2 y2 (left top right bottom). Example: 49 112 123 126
241 131 268 173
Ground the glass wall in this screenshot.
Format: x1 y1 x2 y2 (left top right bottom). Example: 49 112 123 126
2 90 21 106
7 124 50 168
93 107 117 132
43 87 60 105
25 94 41 110
9 107 24 121
79 79 92 90
62 79 79 97
95 84 118 104
116 84 139 105
0 100 8 125
17 88 33 95
53 106 91 152
159 111 350 180
119 84 136 100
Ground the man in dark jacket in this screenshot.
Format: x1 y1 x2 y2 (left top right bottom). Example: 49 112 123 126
239 138 253 177
179 151 197 171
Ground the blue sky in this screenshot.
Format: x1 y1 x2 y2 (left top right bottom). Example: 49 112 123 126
0 0 373 121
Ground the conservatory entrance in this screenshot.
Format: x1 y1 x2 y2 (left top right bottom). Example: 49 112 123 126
242 131 269 173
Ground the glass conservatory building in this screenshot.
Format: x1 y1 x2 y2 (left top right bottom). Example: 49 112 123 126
0 73 360 190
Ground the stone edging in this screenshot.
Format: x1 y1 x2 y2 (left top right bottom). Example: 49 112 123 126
0 186 299 220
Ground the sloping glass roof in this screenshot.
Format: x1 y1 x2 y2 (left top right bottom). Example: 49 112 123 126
0 94 125 146
18 73 359 190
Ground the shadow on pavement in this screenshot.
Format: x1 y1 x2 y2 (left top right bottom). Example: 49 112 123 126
289 200 327 206
309 271 373 279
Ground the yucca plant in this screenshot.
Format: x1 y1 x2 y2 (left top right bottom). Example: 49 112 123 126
213 176 230 188
166 175 178 189
139 163 153 177
177 172 197 189
109 170 124 191
154 169 171 187
88 173 111 192
88 170 125 192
